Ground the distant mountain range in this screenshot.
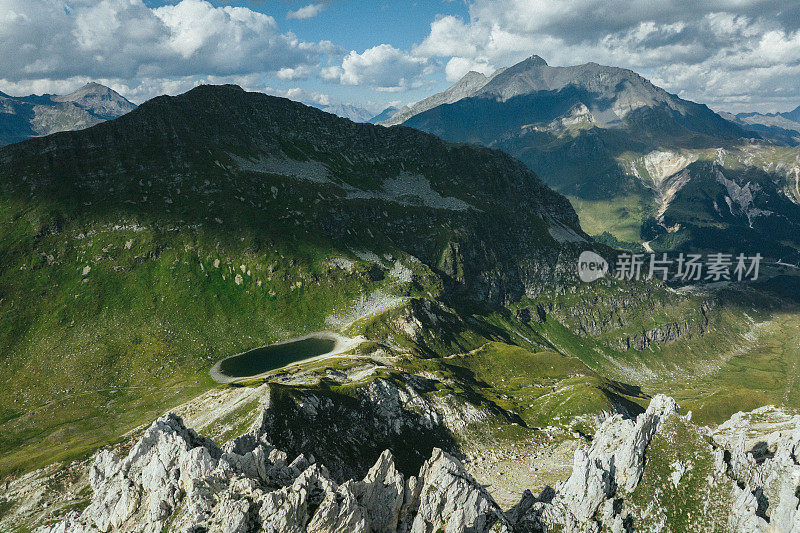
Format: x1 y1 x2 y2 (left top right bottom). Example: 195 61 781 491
720 106 800 144
318 103 376 123
318 103 402 124
387 55 800 261
367 105 400 124
0 83 136 147
381 55 742 137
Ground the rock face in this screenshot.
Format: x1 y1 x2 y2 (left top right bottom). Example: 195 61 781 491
0 83 135 146
253 374 461 482
36 392 800 533
39 414 505 533
509 395 681 532
715 407 800 532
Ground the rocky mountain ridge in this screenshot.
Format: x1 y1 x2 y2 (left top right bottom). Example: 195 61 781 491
379 70 498 127
0 83 135 147
390 54 800 259
32 384 800 532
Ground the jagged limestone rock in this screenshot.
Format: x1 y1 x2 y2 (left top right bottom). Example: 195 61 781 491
39 414 504 533
719 413 800 532
37 393 800 533
406 448 509 533
516 395 680 531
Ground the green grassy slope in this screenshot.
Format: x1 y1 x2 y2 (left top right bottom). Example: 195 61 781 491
2 83 798 487
0 84 590 479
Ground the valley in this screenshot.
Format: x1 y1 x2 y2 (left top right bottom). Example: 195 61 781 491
5 0 800 530
1 79 800 532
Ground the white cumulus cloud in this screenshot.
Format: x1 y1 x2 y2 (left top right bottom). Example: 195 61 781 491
0 0 332 99
322 44 431 91
412 0 800 112
264 86 331 106
287 3 325 21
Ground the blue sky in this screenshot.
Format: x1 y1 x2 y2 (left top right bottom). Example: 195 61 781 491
268 0 471 112
3 0 800 113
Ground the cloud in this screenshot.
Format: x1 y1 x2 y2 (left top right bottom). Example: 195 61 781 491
0 72 277 104
276 65 315 81
0 0 329 83
5 0 800 112
412 0 800 111
287 3 325 21
264 86 331 106
444 57 495 82
322 44 431 90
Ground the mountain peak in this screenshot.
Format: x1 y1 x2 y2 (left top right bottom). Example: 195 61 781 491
784 104 800 122
0 82 137 146
460 70 489 83
81 82 109 92
56 82 135 105
63 82 116 100
525 55 548 67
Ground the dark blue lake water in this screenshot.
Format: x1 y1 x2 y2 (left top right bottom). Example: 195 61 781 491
218 337 336 378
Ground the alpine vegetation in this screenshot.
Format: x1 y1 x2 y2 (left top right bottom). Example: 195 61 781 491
2 2 800 532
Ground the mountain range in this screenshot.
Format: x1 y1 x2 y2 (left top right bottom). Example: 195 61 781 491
386 55 800 261
0 83 136 147
3 67 800 532
721 106 800 143
0 84 603 486
318 103 402 124
317 102 376 123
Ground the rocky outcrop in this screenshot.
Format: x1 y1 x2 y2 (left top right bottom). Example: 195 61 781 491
510 395 681 532
252 374 470 482
39 414 505 533
37 392 800 533
714 407 800 532
615 318 706 351
549 287 712 351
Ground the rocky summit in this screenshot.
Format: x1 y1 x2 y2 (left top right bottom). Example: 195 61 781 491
31 388 800 532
